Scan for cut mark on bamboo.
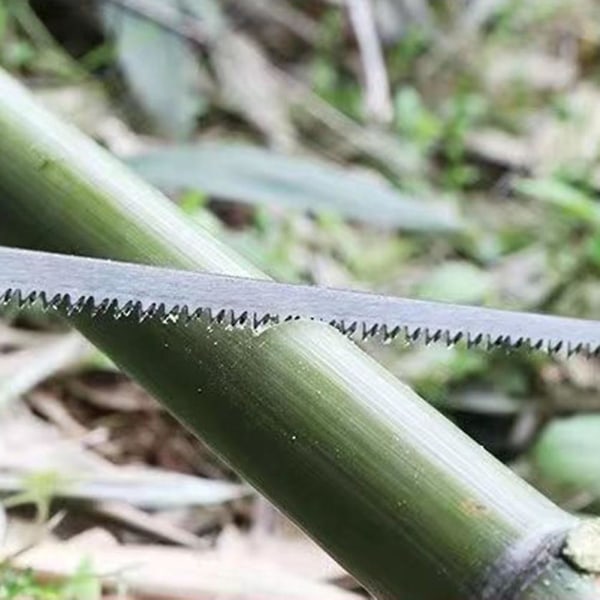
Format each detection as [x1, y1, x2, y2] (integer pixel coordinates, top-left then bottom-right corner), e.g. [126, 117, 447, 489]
[562, 519, 600, 574]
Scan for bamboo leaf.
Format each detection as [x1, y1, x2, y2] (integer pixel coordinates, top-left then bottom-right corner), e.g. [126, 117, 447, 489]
[102, 0, 223, 139]
[127, 142, 463, 231]
[211, 31, 296, 150]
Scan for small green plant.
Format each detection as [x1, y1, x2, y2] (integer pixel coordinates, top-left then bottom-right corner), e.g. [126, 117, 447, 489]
[3, 471, 69, 525]
[394, 86, 486, 189]
[0, 562, 100, 600]
[395, 86, 442, 152]
[0, 0, 80, 77]
[439, 92, 486, 189]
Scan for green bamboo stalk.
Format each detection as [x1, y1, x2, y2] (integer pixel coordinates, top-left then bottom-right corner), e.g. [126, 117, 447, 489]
[0, 67, 598, 599]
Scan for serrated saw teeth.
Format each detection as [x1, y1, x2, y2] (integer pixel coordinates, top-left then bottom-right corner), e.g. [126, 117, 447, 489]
[567, 341, 586, 357]
[547, 340, 563, 354]
[250, 313, 269, 329]
[0, 281, 596, 359]
[424, 329, 441, 345]
[232, 311, 249, 327]
[336, 320, 358, 336]
[361, 322, 380, 339]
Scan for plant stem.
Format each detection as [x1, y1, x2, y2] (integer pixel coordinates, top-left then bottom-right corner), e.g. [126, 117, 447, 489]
[0, 67, 598, 599]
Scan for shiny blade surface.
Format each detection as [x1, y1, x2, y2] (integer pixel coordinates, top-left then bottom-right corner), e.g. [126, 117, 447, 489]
[1, 246, 598, 356]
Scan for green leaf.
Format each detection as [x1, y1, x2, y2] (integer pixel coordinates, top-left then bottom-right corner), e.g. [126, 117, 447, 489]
[102, 0, 223, 139]
[395, 87, 442, 149]
[415, 261, 492, 303]
[126, 142, 463, 231]
[3, 470, 68, 523]
[516, 177, 600, 226]
[531, 415, 600, 510]
[0, 2, 7, 42]
[61, 560, 101, 600]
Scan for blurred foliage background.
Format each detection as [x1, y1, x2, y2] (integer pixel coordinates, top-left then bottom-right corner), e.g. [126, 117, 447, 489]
[1, 0, 600, 598]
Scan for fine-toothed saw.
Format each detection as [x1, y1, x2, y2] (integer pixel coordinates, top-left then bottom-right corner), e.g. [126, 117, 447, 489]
[1, 246, 598, 357]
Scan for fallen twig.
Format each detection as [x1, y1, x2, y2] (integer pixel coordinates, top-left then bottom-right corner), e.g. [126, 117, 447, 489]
[345, 0, 393, 123]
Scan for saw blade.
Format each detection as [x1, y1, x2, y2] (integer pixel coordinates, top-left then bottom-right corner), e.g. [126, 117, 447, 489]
[0, 246, 598, 356]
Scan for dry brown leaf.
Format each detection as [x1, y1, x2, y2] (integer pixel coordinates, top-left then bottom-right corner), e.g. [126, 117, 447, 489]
[0, 408, 247, 508]
[485, 50, 577, 93]
[28, 389, 94, 440]
[216, 524, 349, 583]
[0, 332, 93, 407]
[212, 31, 296, 151]
[93, 501, 208, 548]
[531, 84, 600, 176]
[468, 85, 600, 183]
[9, 537, 362, 600]
[466, 128, 532, 170]
[67, 378, 160, 412]
[0, 323, 55, 349]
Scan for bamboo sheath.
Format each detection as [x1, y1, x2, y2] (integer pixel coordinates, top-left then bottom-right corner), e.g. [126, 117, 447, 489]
[0, 68, 598, 599]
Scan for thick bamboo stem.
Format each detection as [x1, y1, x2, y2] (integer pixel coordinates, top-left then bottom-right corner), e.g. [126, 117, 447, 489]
[0, 68, 598, 599]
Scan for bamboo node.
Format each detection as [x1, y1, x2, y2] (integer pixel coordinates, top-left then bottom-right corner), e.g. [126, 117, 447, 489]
[476, 523, 572, 600]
